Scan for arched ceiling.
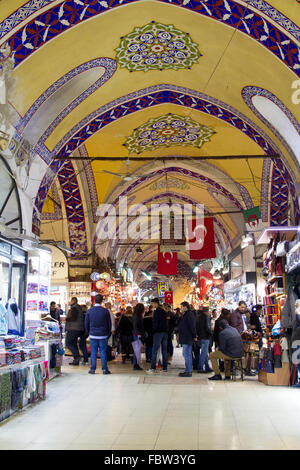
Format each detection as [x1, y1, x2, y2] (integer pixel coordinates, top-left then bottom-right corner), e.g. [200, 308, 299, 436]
[1, 0, 300, 279]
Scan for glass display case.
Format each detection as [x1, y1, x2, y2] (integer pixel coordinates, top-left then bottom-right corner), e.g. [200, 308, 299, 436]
[26, 248, 52, 320]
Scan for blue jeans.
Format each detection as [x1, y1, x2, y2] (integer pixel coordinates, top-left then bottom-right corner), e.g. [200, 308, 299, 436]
[197, 339, 210, 371]
[151, 332, 168, 370]
[182, 344, 193, 373]
[168, 333, 174, 357]
[90, 338, 108, 372]
[133, 335, 139, 366]
[146, 344, 153, 361]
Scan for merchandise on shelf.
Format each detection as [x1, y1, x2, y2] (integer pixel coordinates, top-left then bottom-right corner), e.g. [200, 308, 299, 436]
[26, 251, 52, 321]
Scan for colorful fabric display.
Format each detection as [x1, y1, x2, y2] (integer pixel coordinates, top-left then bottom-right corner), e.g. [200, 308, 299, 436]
[273, 342, 282, 368]
[0, 372, 12, 422]
[0, 301, 8, 335]
[6, 299, 22, 336]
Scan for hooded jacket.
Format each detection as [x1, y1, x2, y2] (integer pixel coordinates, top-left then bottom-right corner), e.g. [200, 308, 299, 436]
[66, 304, 84, 332]
[219, 325, 244, 358]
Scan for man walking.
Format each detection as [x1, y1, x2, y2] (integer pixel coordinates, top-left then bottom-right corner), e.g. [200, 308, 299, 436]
[147, 298, 168, 373]
[178, 302, 198, 377]
[195, 307, 213, 373]
[65, 297, 88, 365]
[85, 294, 112, 375]
[209, 319, 244, 380]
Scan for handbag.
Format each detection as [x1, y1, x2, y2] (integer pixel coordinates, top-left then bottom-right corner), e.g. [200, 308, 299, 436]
[131, 339, 142, 362]
[275, 240, 289, 257]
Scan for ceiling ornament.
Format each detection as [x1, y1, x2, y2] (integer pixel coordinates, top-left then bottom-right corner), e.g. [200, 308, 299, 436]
[124, 113, 215, 154]
[149, 177, 190, 191]
[115, 21, 201, 72]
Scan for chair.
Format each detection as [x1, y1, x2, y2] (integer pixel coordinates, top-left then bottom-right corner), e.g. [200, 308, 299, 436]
[231, 358, 244, 381]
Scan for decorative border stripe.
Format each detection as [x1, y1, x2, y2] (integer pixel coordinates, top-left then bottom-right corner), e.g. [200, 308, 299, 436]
[5, 0, 300, 77]
[17, 58, 117, 136]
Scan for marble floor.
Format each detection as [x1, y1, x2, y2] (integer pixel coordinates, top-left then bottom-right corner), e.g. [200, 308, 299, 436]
[1, 348, 300, 450]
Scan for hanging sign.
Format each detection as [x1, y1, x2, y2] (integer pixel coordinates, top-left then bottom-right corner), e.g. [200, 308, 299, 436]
[47, 245, 68, 282]
[164, 291, 173, 305]
[157, 281, 170, 297]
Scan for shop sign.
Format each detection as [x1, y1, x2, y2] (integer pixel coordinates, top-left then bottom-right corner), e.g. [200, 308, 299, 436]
[223, 278, 242, 293]
[48, 245, 68, 281]
[286, 242, 300, 273]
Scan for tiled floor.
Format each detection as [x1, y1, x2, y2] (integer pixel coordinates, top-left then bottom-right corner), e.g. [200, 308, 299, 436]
[1, 348, 300, 450]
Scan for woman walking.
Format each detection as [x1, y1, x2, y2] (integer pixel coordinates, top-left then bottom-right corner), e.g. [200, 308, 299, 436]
[132, 303, 146, 371]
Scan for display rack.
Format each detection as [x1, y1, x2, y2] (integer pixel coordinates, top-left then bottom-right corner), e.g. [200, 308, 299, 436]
[26, 249, 52, 321]
[0, 356, 47, 424]
[37, 338, 62, 381]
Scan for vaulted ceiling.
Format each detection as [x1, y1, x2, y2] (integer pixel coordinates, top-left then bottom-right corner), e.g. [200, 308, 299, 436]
[2, 0, 300, 280]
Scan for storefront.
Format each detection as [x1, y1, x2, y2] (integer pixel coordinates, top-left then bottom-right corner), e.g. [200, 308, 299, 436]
[25, 247, 52, 321]
[0, 237, 27, 335]
[68, 282, 92, 308]
[47, 245, 69, 314]
[223, 278, 256, 311]
[256, 227, 300, 387]
[223, 244, 257, 310]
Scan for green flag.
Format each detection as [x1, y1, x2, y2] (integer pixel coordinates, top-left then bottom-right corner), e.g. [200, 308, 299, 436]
[243, 206, 263, 232]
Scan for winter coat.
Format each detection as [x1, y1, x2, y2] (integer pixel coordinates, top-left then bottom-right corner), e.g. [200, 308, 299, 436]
[143, 316, 153, 345]
[132, 313, 145, 336]
[118, 315, 134, 337]
[178, 310, 197, 345]
[152, 307, 168, 334]
[196, 312, 212, 340]
[219, 325, 244, 358]
[66, 304, 84, 332]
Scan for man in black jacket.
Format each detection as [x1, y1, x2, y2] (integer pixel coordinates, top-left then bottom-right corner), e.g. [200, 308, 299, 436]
[195, 307, 213, 373]
[178, 302, 198, 377]
[209, 319, 244, 381]
[148, 298, 168, 373]
[65, 297, 88, 366]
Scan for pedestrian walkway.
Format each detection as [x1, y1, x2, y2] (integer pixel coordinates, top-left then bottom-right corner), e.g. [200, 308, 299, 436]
[0, 347, 300, 450]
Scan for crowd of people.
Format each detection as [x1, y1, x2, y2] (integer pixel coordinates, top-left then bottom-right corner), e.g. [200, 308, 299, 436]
[48, 297, 264, 379]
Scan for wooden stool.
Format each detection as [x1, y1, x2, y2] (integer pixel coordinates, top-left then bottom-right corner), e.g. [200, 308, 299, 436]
[231, 358, 244, 381]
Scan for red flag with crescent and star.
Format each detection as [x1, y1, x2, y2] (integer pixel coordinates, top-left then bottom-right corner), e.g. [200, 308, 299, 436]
[187, 217, 216, 260]
[164, 291, 173, 305]
[157, 245, 178, 275]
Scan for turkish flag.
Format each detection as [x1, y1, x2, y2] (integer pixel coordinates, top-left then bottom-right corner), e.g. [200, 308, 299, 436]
[197, 268, 214, 299]
[187, 217, 216, 260]
[157, 245, 177, 275]
[164, 291, 173, 305]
